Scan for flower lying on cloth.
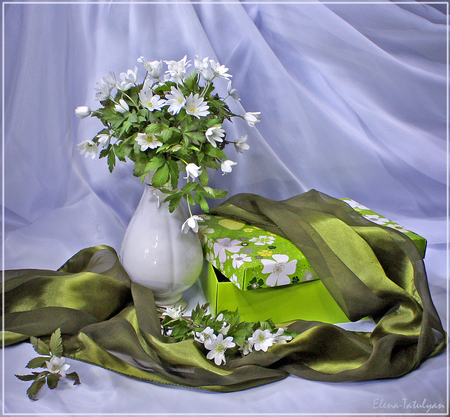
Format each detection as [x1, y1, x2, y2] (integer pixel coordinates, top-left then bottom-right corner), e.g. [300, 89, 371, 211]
[75, 55, 260, 228]
[160, 303, 295, 365]
[15, 329, 80, 400]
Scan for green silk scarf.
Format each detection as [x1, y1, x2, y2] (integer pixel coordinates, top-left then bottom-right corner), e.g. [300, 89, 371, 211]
[2, 190, 446, 391]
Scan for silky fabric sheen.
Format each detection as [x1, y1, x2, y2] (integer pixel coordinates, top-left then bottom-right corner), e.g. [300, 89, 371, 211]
[1, 191, 446, 391]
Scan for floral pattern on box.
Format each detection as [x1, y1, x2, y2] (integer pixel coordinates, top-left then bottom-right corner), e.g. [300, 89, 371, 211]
[198, 215, 318, 291]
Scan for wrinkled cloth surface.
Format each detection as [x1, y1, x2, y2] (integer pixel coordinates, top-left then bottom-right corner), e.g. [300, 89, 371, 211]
[2, 191, 445, 392]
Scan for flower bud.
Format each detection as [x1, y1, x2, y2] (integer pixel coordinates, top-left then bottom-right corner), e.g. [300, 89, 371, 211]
[75, 106, 91, 118]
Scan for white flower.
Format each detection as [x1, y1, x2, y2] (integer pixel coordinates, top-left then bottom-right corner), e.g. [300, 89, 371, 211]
[261, 254, 297, 287]
[165, 55, 190, 84]
[114, 98, 129, 114]
[75, 106, 91, 118]
[209, 59, 232, 79]
[138, 56, 163, 79]
[248, 329, 275, 352]
[205, 333, 235, 366]
[243, 112, 261, 127]
[273, 328, 293, 344]
[250, 235, 275, 246]
[45, 356, 70, 377]
[213, 238, 242, 263]
[221, 160, 237, 175]
[135, 132, 162, 151]
[139, 89, 166, 112]
[227, 81, 240, 100]
[194, 326, 215, 343]
[197, 58, 215, 82]
[94, 72, 116, 101]
[185, 93, 209, 118]
[205, 126, 225, 148]
[165, 86, 186, 115]
[162, 305, 184, 320]
[242, 340, 253, 355]
[77, 140, 98, 159]
[184, 163, 202, 180]
[181, 215, 204, 234]
[231, 253, 252, 268]
[96, 133, 111, 147]
[219, 322, 231, 336]
[117, 66, 139, 91]
[234, 135, 249, 153]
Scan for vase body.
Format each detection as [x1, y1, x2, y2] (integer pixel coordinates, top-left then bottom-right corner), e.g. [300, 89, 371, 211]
[119, 177, 203, 307]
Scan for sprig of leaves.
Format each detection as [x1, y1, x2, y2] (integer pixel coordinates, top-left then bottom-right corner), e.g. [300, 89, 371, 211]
[15, 328, 80, 401]
[160, 303, 297, 361]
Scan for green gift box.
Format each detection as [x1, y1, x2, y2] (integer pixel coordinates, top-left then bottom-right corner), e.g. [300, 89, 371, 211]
[198, 199, 427, 323]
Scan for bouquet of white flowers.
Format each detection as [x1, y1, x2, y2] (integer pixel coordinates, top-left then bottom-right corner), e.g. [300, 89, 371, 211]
[76, 55, 260, 225]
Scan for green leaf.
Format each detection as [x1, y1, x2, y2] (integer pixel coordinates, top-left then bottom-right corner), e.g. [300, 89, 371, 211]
[46, 373, 60, 390]
[26, 377, 46, 401]
[146, 123, 165, 134]
[184, 70, 199, 91]
[15, 373, 39, 382]
[205, 145, 227, 159]
[184, 131, 205, 145]
[194, 191, 210, 213]
[144, 155, 166, 173]
[66, 372, 81, 385]
[49, 328, 63, 357]
[26, 357, 49, 369]
[167, 159, 179, 190]
[202, 186, 228, 200]
[30, 336, 50, 356]
[198, 168, 209, 187]
[168, 195, 182, 213]
[151, 163, 170, 188]
[107, 149, 116, 173]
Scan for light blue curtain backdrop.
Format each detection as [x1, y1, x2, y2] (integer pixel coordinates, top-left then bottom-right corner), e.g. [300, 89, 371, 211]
[2, 1, 448, 414]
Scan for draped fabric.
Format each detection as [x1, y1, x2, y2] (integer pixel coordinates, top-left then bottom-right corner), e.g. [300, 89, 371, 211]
[3, 0, 447, 413]
[2, 191, 446, 391]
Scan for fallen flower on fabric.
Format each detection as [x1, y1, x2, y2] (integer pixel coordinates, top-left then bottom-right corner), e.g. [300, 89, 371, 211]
[248, 329, 275, 352]
[45, 356, 70, 377]
[205, 333, 236, 366]
[273, 328, 293, 344]
[194, 326, 215, 343]
[162, 305, 184, 320]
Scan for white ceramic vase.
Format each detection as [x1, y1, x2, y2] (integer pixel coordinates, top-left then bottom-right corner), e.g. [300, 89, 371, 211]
[119, 175, 204, 308]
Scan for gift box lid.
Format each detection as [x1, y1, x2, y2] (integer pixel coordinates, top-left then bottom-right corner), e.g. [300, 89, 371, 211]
[199, 199, 427, 292]
[198, 214, 318, 292]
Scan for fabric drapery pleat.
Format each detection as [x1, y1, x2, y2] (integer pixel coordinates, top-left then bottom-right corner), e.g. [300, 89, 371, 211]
[1, 191, 446, 391]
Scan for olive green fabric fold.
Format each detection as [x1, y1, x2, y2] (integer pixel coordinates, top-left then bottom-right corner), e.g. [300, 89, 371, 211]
[1, 191, 446, 391]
